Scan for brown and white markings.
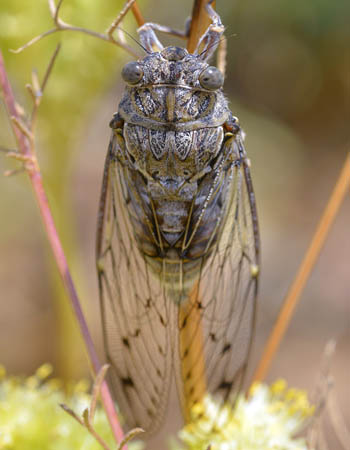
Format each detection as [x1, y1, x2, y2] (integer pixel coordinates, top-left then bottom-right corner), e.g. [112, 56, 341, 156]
[96, 1, 260, 434]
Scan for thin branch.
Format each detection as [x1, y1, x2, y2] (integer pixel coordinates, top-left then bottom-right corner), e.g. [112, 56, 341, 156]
[0, 60, 28, 156]
[0, 50, 127, 448]
[26, 83, 37, 103]
[6, 150, 35, 165]
[61, 404, 111, 450]
[41, 43, 61, 93]
[30, 43, 61, 126]
[4, 167, 26, 177]
[83, 409, 111, 450]
[0, 146, 18, 153]
[11, 116, 34, 144]
[117, 428, 145, 450]
[252, 153, 350, 382]
[107, 0, 137, 38]
[12, 0, 140, 58]
[60, 364, 131, 450]
[60, 403, 85, 426]
[31, 69, 41, 97]
[90, 364, 110, 422]
[12, 28, 66, 54]
[14, 101, 26, 118]
[51, 0, 64, 25]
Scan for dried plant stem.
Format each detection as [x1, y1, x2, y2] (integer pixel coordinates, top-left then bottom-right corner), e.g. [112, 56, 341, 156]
[179, 283, 207, 422]
[0, 50, 126, 447]
[253, 153, 350, 382]
[107, 0, 137, 37]
[107, 0, 145, 37]
[187, 0, 215, 53]
[131, 2, 145, 27]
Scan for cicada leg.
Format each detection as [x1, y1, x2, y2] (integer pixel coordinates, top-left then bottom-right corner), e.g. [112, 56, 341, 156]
[216, 34, 227, 76]
[192, 0, 224, 61]
[137, 0, 225, 59]
[137, 19, 191, 52]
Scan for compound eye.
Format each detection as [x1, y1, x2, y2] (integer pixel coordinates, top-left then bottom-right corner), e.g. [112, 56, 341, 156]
[121, 61, 143, 84]
[199, 66, 224, 90]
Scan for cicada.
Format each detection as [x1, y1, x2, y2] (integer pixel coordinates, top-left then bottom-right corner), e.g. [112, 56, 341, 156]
[96, 1, 260, 435]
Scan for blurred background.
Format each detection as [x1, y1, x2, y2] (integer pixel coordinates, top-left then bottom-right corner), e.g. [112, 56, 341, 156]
[0, 0, 349, 447]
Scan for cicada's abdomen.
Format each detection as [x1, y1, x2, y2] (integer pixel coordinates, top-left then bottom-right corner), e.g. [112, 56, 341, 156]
[118, 122, 234, 300]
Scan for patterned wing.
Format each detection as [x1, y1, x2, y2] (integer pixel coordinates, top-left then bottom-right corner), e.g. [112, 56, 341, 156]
[96, 134, 176, 433]
[175, 130, 260, 422]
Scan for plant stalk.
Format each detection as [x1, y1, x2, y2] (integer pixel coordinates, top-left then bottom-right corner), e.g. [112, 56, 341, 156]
[0, 50, 126, 448]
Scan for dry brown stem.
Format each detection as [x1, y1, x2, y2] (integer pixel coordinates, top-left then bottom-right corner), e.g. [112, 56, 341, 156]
[253, 153, 350, 383]
[187, 0, 216, 53]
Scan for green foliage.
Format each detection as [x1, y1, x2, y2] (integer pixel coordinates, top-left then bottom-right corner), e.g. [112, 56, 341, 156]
[0, 0, 137, 185]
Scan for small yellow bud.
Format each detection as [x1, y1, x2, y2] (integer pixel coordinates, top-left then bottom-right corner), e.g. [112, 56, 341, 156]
[26, 375, 39, 389]
[270, 378, 287, 395]
[36, 363, 53, 380]
[74, 378, 90, 393]
[191, 401, 204, 417]
[249, 381, 261, 396]
[47, 378, 63, 390]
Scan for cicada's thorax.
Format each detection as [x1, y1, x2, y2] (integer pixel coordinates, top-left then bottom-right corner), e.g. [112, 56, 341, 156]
[117, 48, 234, 293]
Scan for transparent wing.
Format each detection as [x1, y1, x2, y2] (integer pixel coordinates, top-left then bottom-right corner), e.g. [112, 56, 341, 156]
[175, 132, 260, 420]
[96, 135, 176, 433]
[96, 130, 259, 433]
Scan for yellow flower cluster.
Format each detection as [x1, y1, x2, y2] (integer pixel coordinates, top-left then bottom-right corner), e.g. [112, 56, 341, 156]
[178, 380, 314, 450]
[0, 365, 314, 450]
[0, 364, 142, 450]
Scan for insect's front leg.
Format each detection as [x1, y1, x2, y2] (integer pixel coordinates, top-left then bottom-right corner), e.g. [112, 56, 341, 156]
[137, 18, 191, 52]
[224, 114, 241, 136]
[109, 112, 130, 166]
[195, 0, 225, 61]
[208, 116, 243, 172]
[222, 114, 250, 165]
